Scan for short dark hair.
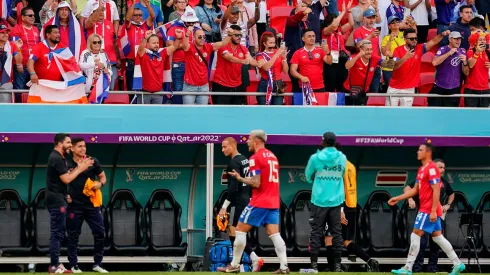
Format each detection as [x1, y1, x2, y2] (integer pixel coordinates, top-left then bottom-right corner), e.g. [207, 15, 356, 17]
[421, 142, 434, 152]
[433, 158, 444, 164]
[403, 28, 417, 38]
[469, 17, 485, 29]
[71, 137, 85, 146]
[459, 4, 472, 13]
[302, 28, 315, 37]
[229, 24, 242, 31]
[45, 25, 59, 36]
[21, 7, 34, 16]
[54, 133, 70, 146]
[147, 34, 159, 42]
[334, 142, 342, 151]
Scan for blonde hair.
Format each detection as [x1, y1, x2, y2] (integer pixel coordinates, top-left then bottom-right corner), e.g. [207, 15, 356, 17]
[86, 33, 104, 52]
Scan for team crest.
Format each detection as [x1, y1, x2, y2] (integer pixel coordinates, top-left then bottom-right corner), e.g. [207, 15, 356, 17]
[203, 52, 208, 58]
[314, 53, 320, 58]
[370, 67, 374, 72]
[107, 25, 111, 29]
[238, 52, 244, 58]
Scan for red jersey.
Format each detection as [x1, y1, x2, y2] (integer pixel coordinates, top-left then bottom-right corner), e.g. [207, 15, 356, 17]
[249, 148, 280, 209]
[257, 50, 285, 81]
[86, 20, 117, 63]
[321, 30, 347, 53]
[343, 54, 381, 91]
[10, 24, 41, 65]
[416, 161, 443, 217]
[290, 47, 326, 90]
[184, 43, 213, 86]
[167, 26, 191, 63]
[390, 44, 425, 89]
[139, 48, 168, 92]
[466, 49, 489, 91]
[126, 22, 150, 60]
[353, 26, 380, 59]
[213, 43, 248, 88]
[30, 42, 67, 81]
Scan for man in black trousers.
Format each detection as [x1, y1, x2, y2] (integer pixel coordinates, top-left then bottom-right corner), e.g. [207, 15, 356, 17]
[46, 133, 93, 274]
[66, 137, 109, 273]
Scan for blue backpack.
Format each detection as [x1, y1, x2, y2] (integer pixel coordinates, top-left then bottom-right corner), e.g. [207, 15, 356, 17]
[209, 240, 252, 272]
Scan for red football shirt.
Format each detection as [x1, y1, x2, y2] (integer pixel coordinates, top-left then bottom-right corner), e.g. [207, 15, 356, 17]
[139, 48, 168, 92]
[466, 49, 489, 91]
[10, 25, 41, 65]
[126, 22, 150, 60]
[390, 44, 425, 89]
[343, 54, 381, 91]
[249, 148, 280, 209]
[257, 50, 284, 81]
[86, 20, 117, 63]
[167, 26, 191, 63]
[184, 43, 213, 86]
[290, 47, 326, 90]
[30, 42, 67, 81]
[416, 161, 443, 217]
[213, 43, 248, 88]
[353, 26, 380, 59]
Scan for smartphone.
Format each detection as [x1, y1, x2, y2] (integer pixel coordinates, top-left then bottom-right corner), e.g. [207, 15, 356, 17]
[322, 38, 327, 45]
[280, 41, 286, 48]
[376, 27, 382, 32]
[217, 14, 222, 19]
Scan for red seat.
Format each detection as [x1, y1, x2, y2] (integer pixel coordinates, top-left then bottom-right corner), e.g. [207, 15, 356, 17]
[267, 0, 288, 10]
[247, 70, 259, 105]
[104, 93, 130, 104]
[270, 6, 294, 37]
[421, 52, 435, 73]
[188, 0, 199, 7]
[418, 73, 435, 94]
[21, 93, 28, 103]
[427, 28, 437, 41]
[412, 96, 428, 107]
[366, 97, 386, 106]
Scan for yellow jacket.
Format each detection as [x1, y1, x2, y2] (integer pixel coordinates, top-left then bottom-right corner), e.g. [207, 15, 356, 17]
[83, 178, 103, 208]
[344, 160, 357, 208]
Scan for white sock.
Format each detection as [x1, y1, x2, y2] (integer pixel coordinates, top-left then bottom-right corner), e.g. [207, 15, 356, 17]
[231, 231, 247, 267]
[432, 235, 462, 266]
[270, 233, 288, 270]
[250, 251, 259, 262]
[405, 233, 421, 271]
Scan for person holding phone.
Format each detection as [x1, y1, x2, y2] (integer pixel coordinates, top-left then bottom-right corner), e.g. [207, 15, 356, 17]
[464, 31, 490, 107]
[386, 28, 450, 107]
[195, 0, 224, 42]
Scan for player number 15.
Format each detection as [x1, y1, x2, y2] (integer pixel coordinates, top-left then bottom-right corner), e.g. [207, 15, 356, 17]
[268, 160, 279, 183]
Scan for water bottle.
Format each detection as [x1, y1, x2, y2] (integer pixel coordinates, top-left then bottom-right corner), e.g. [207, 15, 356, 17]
[299, 268, 317, 273]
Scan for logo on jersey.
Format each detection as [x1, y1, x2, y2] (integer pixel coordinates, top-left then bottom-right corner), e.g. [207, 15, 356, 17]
[203, 52, 208, 58]
[238, 52, 244, 58]
[249, 159, 255, 167]
[314, 53, 320, 59]
[221, 169, 228, 185]
[375, 171, 408, 187]
[429, 168, 436, 176]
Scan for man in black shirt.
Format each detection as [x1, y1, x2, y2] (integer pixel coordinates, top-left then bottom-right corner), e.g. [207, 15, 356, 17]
[66, 137, 108, 274]
[218, 137, 263, 272]
[403, 159, 455, 273]
[46, 134, 93, 274]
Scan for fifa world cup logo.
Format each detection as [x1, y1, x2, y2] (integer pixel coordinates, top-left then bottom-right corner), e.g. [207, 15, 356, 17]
[288, 169, 297, 183]
[126, 168, 135, 182]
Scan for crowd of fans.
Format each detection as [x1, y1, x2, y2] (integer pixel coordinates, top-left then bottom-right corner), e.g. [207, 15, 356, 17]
[0, 0, 489, 106]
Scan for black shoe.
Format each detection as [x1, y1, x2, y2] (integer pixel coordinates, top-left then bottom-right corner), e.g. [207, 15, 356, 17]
[311, 262, 319, 273]
[334, 263, 344, 272]
[367, 259, 379, 272]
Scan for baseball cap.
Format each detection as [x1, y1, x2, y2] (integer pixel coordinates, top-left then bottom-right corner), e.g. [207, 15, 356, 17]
[230, 5, 240, 14]
[363, 9, 376, 18]
[387, 15, 400, 24]
[449, 31, 462, 39]
[181, 6, 199, 22]
[0, 24, 9, 33]
[322, 132, 336, 146]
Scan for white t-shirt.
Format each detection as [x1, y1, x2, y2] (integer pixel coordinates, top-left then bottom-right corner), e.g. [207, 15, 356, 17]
[243, 1, 267, 23]
[81, 0, 120, 22]
[409, 0, 429, 26]
[375, 0, 390, 47]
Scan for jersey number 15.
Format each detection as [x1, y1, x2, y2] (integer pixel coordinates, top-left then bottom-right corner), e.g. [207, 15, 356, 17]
[268, 160, 279, 183]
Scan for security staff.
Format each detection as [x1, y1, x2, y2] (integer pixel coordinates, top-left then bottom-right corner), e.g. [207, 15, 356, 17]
[305, 132, 346, 272]
[66, 137, 108, 273]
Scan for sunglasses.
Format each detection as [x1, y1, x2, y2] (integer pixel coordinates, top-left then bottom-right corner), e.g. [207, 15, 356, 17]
[24, 14, 35, 17]
[196, 35, 205, 39]
[232, 34, 242, 37]
[307, 51, 313, 60]
[390, 20, 400, 24]
[133, 14, 143, 17]
[93, 41, 102, 45]
[407, 37, 418, 41]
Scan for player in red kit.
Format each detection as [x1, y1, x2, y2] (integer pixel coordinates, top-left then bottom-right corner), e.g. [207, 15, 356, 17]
[218, 130, 289, 274]
[388, 143, 465, 275]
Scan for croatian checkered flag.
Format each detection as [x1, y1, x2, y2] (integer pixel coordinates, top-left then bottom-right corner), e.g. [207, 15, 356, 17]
[302, 82, 317, 105]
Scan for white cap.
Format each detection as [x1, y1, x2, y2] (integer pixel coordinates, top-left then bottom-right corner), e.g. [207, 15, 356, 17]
[181, 6, 199, 22]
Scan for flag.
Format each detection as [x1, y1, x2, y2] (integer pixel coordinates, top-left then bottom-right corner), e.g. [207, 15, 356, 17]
[326, 92, 345, 105]
[88, 71, 110, 104]
[256, 52, 274, 105]
[154, 19, 177, 44]
[0, 0, 11, 20]
[375, 171, 408, 187]
[41, 1, 83, 62]
[0, 41, 13, 86]
[27, 45, 87, 103]
[302, 82, 317, 105]
[117, 24, 131, 58]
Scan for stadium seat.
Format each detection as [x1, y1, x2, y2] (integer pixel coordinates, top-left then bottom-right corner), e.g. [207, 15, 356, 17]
[249, 200, 292, 256]
[289, 190, 313, 256]
[476, 191, 490, 255]
[104, 93, 130, 104]
[270, 7, 294, 37]
[266, 0, 288, 10]
[427, 28, 437, 41]
[420, 52, 435, 74]
[247, 70, 259, 105]
[144, 189, 187, 256]
[30, 189, 67, 254]
[0, 189, 32, 255]
[188, 0, 199, 7]
[397, 201, 419, 253]
[362, 190, 404, 256]
[107, 189, 147, 255]
[21, 93, 28, 103]
[412, 96, 428, 107]
[444, 191, 479, 254]
[366, 97, 386, 106]
[77, 206, 112, 254]
[418, 73, 435, 94]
